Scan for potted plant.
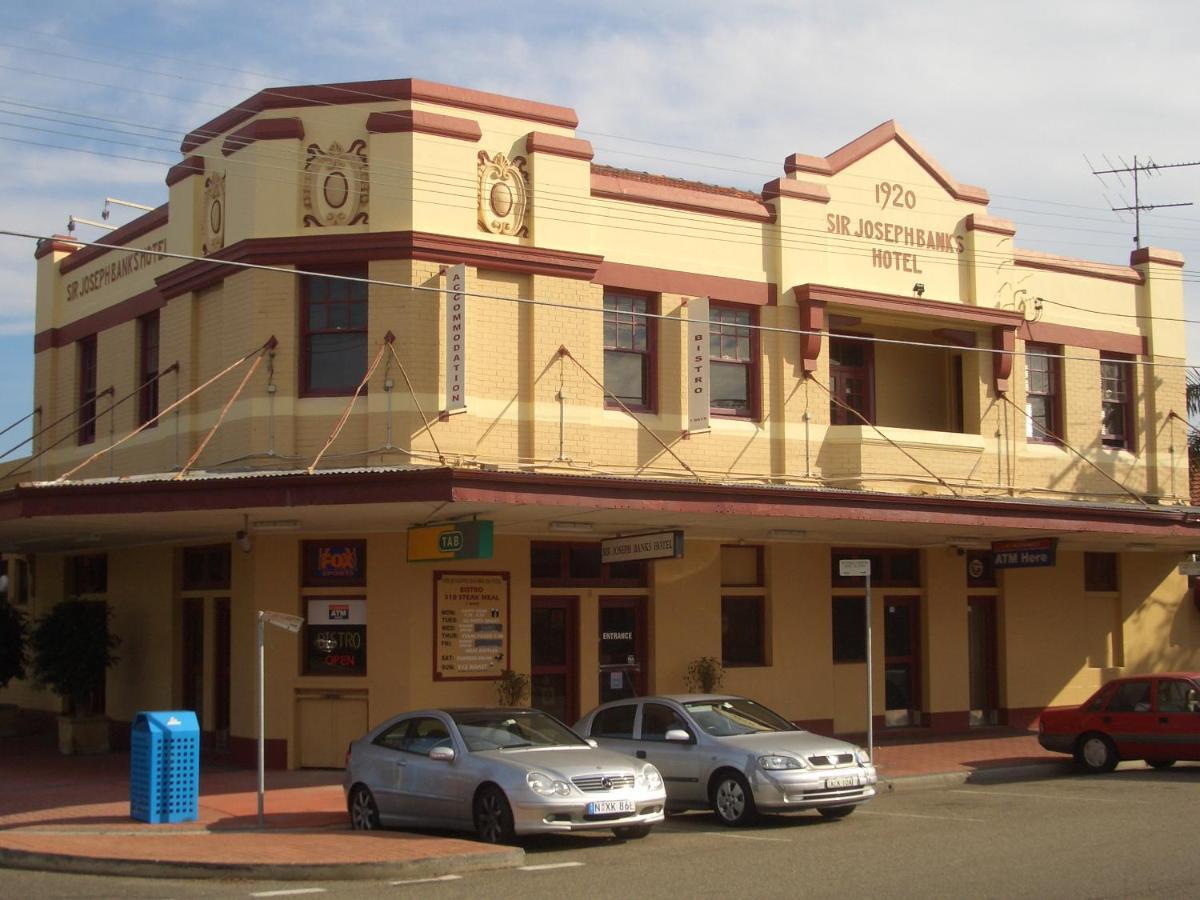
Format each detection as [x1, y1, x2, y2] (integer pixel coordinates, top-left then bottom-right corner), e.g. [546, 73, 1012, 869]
[0, 598, 30, 736]
[684, 656, 725, 693]
[495, 669, 531, 707]
[30, 599, 120, 754]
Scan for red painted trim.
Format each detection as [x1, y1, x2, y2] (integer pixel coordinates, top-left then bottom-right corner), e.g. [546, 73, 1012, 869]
[526, 131, 594, 161]
[965, 214, 1016, 237]
[1014, 249, 1142, 285]
[786, 120, 989, 205]
[182, 78, 578, 153]
[1018, 321, 1146, 357]
[222, 117, 305, 156]
[59, 206, 169, 275]
[156, 231, 604, 299]
[34, 287, 166, 352]
[926, 710, 970, 733]
[591, 170, 774, 223]
[432, 570, 511, 682]
[229, 735, 288, 770]
[166, 155, 205, 187]
[1130, 246, 1185, 268]
[795, 284, 1025, 329]
[798, 297, 825, 374]
[35, 235, 81, 260]
[993, 325, 1016, 393]
[365, 109, 481, 141]
[761, 178, 831, 204]
[593, 261, 773, 306]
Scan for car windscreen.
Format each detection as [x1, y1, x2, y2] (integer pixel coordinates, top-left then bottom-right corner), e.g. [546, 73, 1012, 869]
[451, 710, 588, 751]
[683, 698, 801, 736]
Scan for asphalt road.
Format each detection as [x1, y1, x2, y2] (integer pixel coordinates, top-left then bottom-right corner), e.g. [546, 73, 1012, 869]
[5, 767, 1199, 899]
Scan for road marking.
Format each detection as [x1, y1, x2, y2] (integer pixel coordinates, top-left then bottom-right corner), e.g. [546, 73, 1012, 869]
[949, 789, 1144, 804]
[249, 890, 328, 898]
[858, 810, 986, 823]
[518, 861, 586, 871]
[389, 875, 463, 885]
[701, 831, 791, 842]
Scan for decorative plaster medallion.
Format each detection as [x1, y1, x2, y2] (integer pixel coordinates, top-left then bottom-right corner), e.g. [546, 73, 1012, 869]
[477, 151, 528, 236]
[303, 140, 369, 227]
[202, 172, 225, 255]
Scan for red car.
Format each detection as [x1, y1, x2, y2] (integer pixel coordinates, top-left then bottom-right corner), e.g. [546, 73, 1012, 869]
[1038, 673, 1200, 773]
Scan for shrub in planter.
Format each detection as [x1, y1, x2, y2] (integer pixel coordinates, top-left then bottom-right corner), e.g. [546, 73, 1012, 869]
[31, 599, 120, 718]
[495, 669, 531, 707]
[684, 656, 725, 694]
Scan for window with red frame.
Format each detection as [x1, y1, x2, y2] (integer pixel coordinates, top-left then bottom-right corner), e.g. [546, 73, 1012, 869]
[829, 336, 875, 424]
[603, 290, 654, 410]
[77, 335, 98, 445]
[1024, 343, 1061, 442]
[710, 304, 756, 417]
[138, 311, 160, 427]
[1099, 353, 1134, 450]
[301, 268, 368, 395]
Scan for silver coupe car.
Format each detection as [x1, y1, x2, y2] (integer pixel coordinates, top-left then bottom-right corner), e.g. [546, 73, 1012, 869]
[343, 707, 666, 843]
[576, 695, 877, 826]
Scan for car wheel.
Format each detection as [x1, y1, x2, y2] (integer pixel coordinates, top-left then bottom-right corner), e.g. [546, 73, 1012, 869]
[817, 805, 856, 819]
[711, 771, 757, 827]
[1075, 733, 1119, 774]
[348, 785, 380, 831]
[474, 785, 516, 844]
[612, 823, 653, 839]
[1147, 759, 1177, 770]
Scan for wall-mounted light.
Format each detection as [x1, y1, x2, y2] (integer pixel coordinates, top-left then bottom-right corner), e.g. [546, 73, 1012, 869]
[549, 521, 593, 533]
[767, 529, 807, 540]
[250, 519, 301, 532]
[912, 283, 925, 297]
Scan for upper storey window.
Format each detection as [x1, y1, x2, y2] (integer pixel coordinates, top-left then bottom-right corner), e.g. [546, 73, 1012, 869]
[138, 311, 160, 427]
[603, 290, 655, 411]
[301, 268, 368, 396]
[710, 304, 756, 418]
[1024, 343, 1062, 442]
[829, 336, 875, 425]
[77, 334, 98, 446]
[1099, 353, 1134, 451]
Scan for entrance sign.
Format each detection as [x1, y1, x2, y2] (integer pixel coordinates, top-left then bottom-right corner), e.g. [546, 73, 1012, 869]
[992, 538, 1057, 570]
[601, 530, 684, 564]
[434, 572, 509, 680]
[408, 520, 494, 562]
[687, 296, 711, 434]
[445, 263, 467, 414]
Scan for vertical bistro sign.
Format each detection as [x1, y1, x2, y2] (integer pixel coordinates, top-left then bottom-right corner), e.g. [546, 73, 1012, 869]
[434, 572, 509, 680]
[445, 263, 467, 415]
[304, 597, 367, 676]
[687, 296, 711, 434]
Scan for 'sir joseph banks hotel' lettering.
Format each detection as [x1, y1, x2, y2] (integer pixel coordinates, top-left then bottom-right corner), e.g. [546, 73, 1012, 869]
[65, 239, 168, 301]
[826, 181, 964, 275]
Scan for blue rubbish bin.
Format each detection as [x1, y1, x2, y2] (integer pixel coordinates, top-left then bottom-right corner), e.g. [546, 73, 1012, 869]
[130, 710, 200, 824]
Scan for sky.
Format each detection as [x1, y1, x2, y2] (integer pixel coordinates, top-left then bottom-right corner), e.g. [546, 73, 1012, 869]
[1, 0, 1199, 453]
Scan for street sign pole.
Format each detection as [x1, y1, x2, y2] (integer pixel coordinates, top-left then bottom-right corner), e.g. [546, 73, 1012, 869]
[865, 569, 873, 763]
[255, 611, 304, 829]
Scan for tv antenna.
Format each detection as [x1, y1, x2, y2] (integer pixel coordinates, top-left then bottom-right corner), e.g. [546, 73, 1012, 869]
[1090, 155, 1197, 248]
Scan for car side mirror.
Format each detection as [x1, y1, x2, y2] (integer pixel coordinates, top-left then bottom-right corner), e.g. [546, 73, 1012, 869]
[665, 728, 693, 743]
[586, 738, 598, 748]
[429, 745, 456, 763]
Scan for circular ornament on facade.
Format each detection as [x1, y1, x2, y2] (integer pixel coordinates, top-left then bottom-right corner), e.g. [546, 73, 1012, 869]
[490, 181, 514, 217]
[324, 171, 349, 209]
[967, 558, 985, 579]
[209, 199, 222, 235]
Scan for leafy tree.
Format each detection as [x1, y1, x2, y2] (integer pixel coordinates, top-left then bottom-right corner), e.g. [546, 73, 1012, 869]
[30, 600, 120, 716]
[0, 600, 29, 689]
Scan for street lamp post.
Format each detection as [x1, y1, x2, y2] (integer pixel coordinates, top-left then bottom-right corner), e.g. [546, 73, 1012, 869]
[256, 610, 304, 829]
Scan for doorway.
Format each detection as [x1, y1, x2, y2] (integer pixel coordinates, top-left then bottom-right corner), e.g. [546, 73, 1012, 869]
[531, 597, 578, 724]
[599, 596, 647, 704]
[884, 596, 921, 727]
[214, 598, 231, 751]
[968, 596, 999, 726]
[181, 598, 204, 723]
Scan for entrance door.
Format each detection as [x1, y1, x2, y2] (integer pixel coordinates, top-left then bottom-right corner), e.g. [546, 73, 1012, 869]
[214, 598, 231, 751]
[599, 596, 647, 704]
[531, 597, 578, 724]
[182, 598, 204, 724]
[967, 596, 999, 726]
[884, 596, 921, 727]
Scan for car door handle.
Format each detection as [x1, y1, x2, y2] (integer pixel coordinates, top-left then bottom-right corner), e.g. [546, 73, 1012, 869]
[636, 750, 646, 759]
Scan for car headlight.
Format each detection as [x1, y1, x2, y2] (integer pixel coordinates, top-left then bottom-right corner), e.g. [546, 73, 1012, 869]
[526, 772, 571, 796]
[638, 764, 663, 790]
[758, 754, 805, 770]
[855, 748, 872, 765]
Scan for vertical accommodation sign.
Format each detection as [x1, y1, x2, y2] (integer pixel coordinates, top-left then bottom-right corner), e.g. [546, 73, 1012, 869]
[445, 264, 467, 414]
[687, 296, 711, 433]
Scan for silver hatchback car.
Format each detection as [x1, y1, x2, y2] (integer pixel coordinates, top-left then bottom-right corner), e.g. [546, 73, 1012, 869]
[576, 695, 877, 826]
[344, 707, 666, 843]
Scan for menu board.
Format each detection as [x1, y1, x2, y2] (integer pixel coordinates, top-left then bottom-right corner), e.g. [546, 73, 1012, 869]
[434, 572, 509, 680]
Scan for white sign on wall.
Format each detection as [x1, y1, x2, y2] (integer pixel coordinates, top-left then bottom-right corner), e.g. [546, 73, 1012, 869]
[306, 597, 367, 625]
[687, 296, 711, 434]
[445, 264, 467, 414]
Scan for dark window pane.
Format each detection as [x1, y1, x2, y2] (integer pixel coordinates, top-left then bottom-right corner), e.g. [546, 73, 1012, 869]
[884, 602, 913, 657]
[832, 596, 866, 662]
[722, 596, 765, 666]
[711, 361, 749, 413]
[567, 545, 602, 581]
[591, 703, 636, 739]
[531, 606, 568, 667]
[308, 333, 367, 392]
[530, 546, 562, 581]
[604, 351, 646, 406]
[641, 703, 688, 741]
[1084, 552, 1118, 592]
